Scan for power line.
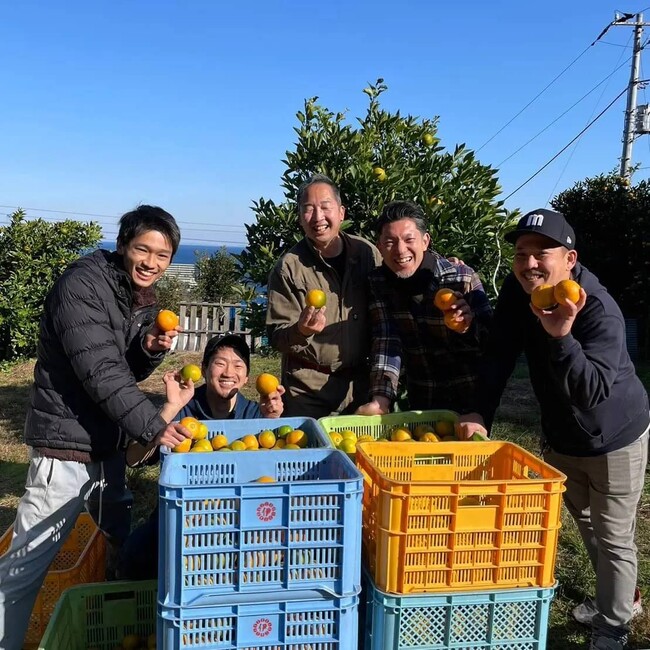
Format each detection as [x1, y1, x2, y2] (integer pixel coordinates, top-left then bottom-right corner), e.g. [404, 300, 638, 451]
[476, 45, 593, 153]
[0, 204, 247, 231]
[476, 15, 638, 154]
[545, 31, 634, 204]
[504, 86, 628, 202]
[497, 57, 632, 168]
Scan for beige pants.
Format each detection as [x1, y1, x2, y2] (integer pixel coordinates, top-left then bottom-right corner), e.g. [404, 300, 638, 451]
[544, 427, 649, 636]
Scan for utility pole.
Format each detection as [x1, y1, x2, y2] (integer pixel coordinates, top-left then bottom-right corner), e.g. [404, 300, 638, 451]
[619, 13, 644, 179]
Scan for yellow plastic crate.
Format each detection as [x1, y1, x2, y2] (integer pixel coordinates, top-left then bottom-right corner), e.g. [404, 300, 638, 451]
[319, 410, 458, 440]
[355, 440, 566, 595]
[0, 512, 106, 649]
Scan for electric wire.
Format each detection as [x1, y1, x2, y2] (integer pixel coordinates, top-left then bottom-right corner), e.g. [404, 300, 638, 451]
[476, 44, 593, 153]
[504, 87, 628, 202]
[545, 31, 634, 204]
[497, 57, 633, 168]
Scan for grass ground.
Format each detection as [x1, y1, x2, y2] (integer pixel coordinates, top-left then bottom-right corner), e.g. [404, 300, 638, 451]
[0, 354, 648, 648]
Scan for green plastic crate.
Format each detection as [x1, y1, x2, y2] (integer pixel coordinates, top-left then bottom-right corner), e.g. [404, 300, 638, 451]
[38, 580, 156, 650]
[319, 409, 458, 440]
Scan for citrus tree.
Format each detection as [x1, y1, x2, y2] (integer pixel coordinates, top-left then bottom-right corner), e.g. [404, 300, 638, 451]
[194, 246, 242, 302]
[238, 80, 517, 335]
[551, 171, 649, 350]
[0, 210, 101, 360]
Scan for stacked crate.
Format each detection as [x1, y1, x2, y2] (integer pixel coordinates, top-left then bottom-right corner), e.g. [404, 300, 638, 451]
[157, 416, 364, 650]
[0, 512, 106, 649]
[320, 412, 566, 650]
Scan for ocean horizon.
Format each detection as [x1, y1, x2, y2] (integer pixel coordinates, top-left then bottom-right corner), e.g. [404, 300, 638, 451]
[99, 241, 245, 265]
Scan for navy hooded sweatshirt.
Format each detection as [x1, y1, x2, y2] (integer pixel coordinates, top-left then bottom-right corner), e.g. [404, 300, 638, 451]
[475, 263, 649, 456]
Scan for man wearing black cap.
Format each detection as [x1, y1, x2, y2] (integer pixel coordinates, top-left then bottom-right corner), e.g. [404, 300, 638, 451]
[459, 209, 649, 650]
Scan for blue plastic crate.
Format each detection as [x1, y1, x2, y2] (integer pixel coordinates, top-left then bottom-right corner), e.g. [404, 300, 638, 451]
[363, 570, 555, 650]
[158, 449, 363, 607]
[158, 592, 359, 650]
[161, 416, 334, 456]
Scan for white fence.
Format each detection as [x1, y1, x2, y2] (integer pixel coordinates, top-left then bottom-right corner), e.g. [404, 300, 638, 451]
[175, 301, 261, 353]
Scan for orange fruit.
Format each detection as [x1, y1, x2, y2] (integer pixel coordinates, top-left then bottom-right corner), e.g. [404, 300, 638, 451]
[340, 429, 357, 441]
[255, 476, 276, 483]
[422, 133, 435, 146]
[372, 166, 387, 182]
[195, 422, 209, 440]
[390, 427, 412, 442]
[258, 430, 276, 449]
[190, 439, 213, 453]
[284, 443, 301, 450]
[530, 284, 556, 310]
[434, 288, 456, 311]
[211, 434, 229, 450]
[434, 420, 455, 437]
[241, 434, 260, 450]
[306, 289, 327, 309]
[443, 311, 467, 332]
[155, 309, 179, 332]
[339, 438, 357, 454]
[256, 373, 280, 396]
[286, 429, 308, 448]
[357, 435, 374, 443]
[413, 423, 435, 439]
[420, 432, 440, 442]
[180, 364, 202, 383]
[276, 424, 293, 438]
[273, 439, 287, 449]
[179, 417, 202, 440]
[329, 431, 343, 447]
[172, 437, 192, 453]
[554, 279, 581, 305]
[230, 440, 247, 451]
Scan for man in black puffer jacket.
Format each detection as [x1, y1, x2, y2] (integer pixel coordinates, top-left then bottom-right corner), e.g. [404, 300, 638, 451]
[459, 209, 649, 650]
[0, 205, 195, 650]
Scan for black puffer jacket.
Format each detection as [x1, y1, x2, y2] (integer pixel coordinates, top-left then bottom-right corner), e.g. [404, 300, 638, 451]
[25, 250, 168, 460]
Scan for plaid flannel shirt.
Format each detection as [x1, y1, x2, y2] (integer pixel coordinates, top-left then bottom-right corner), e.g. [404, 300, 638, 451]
[368, 250, 493, 413]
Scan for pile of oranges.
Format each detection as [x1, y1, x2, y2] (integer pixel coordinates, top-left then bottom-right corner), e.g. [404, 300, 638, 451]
[328, 419, 479, 458]
[172, 418, 309, 453]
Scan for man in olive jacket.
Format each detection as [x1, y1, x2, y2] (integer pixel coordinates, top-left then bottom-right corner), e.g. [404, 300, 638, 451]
[0, 205, 194, 650]
[266, 174, 382, 417]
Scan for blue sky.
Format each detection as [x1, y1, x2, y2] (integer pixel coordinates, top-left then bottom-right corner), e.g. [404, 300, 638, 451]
[1, 0, 649, 245]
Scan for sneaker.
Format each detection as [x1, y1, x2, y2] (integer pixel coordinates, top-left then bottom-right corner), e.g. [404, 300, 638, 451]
[573, 588, 643, 626]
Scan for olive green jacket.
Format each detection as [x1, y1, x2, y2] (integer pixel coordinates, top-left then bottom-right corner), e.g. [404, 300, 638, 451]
[266, 232, 382, 416]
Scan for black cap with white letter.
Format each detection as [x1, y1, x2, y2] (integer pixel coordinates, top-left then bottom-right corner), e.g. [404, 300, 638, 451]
[505, 208, 576, 250]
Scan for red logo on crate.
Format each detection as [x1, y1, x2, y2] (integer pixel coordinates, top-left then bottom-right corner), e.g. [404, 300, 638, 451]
[253, 617, 273, 637]
[256, 501, 276, 522]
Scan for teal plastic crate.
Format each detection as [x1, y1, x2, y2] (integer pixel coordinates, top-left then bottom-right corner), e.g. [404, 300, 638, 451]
[363, 570, 555, 650]
[158, 592, 359, 650]
[38, 580, 156, 650]
[159, 448, 363, 607]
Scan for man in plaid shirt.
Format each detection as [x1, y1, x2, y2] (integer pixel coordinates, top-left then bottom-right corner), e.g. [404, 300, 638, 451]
[356, 200, 493, 415]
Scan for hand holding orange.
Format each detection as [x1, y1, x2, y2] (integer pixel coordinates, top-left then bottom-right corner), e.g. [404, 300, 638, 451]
[180, 364, 202, 383]
[155, 309, 179, 332]
[531, 284, 556, 310]
[306, 289, 327, 309]
[554, 279, 581, 304]
[256, 373, 280, 396]
[434, 288, 456, 311]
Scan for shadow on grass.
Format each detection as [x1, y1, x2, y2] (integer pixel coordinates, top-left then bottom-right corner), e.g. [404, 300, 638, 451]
[0, 384, 31, 442]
